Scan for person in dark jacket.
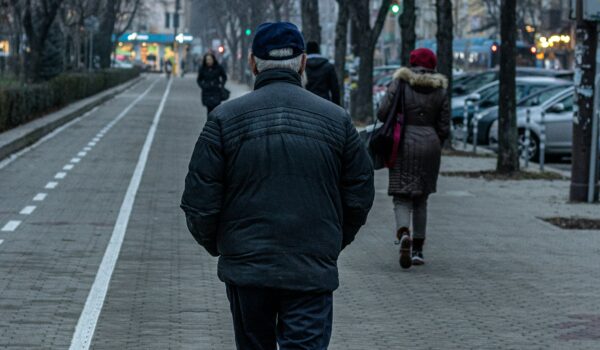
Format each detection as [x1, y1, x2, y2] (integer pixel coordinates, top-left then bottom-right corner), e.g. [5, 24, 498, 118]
[196, 52, 227, 114]
[376, 48, 450, 269]
[305, 41, 341, 105]
[181, 22, 374, 350]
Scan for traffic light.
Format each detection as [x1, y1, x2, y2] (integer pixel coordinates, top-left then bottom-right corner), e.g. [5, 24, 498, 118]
[218, 45, 225, 54]
[245, 28, 252, 36]
[490, 42, 500, 67]
[390, 1, 401, 15]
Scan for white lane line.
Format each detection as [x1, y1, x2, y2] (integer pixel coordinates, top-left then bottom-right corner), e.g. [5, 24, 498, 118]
[83, 147, 92, 151]
[77, 151, 87, 157]
[19, 206, 36, 215]
[55, 172, 67, 179]
[71, 157, 81, 163]
[0, 239, 4, 246]
[92, 137, 101, 142]
[0, 80, 144, 171]
[1, 220, 21, 232]
[33, 193, 47, 201]
[88, 142, 96, 146]
[45, 181, 58, 189]
[63, 164, 75, 171]
[69, 78, 172, 350]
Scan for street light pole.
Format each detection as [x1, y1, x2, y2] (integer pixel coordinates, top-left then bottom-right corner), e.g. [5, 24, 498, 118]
[571, 0, 599, 202]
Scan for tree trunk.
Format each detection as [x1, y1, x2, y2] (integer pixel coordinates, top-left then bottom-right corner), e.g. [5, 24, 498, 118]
[570, 14, 599, 201]
[347, 0, 392, 121]
[334, 0, 348, 104]
[436, 0, 453, 149]
[271, 0, 282, 21]
[97, 0, 117, 69]
[301, 0, 321, 44]
[350, 19, 361, 57]
[355, 41, 376, 121]
[399, 0, 416, 66]
[496, 0, 519, 174]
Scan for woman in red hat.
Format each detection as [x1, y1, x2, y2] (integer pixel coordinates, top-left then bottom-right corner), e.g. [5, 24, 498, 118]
[376, 48, 450, 269]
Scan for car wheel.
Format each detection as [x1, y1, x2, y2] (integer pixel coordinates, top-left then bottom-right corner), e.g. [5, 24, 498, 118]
[518, 130, 540, 162]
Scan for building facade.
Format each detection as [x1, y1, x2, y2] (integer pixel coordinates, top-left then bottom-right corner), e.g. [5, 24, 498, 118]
[115, 0, 194, 72]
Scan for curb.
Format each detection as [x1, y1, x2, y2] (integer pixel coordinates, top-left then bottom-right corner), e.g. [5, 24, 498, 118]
[0, 76, 145, 161]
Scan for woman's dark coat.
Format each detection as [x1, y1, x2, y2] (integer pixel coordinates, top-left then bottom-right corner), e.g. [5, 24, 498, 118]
[196, 64, 227, 109]
[377, 67, 450, 196]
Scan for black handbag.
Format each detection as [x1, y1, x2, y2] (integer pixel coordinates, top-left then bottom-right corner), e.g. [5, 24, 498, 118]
[368, 81, 405, 169]
[360, 123, 385, 170]
[221, 87, 231, 101]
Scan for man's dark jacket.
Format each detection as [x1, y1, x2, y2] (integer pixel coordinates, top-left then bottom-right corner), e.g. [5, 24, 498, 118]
[181, 68, 374, 293]
[305, 55, 341, 105]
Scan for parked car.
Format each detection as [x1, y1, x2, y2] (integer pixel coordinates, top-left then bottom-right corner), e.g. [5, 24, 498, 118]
[452, 67, 573, 98]
[473, 84, 572, 145]
[451, 76, 571, 141]
[112, 60, 134, 69]
[488, 87, 575, 160]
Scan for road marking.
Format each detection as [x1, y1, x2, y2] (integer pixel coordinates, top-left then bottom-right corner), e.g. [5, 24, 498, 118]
[70, 78, 172, 350]
[77, 151, 87, 157]
[83, 147, 92, 151]
[19, 206, 36, 215]
[63, 164, 75, 171]
[55, 172, 67, 179]
[92, 137, 100, 142]
[444, 191, 474, 197]
[71, 158, 81, 163]
[1, 220, 21, 232]
[88, 142, 96, 146]
[45, 181, 58, 189]
[33, 193, 47, 201]
[0, 81, 143, 171]
[0, 239, 4, 246]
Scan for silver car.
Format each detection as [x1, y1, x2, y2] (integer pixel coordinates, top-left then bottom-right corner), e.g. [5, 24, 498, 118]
[489, 87, 575, 160]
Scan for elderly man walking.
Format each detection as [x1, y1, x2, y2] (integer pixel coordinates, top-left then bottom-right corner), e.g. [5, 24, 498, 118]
[181, 22, 374, 350]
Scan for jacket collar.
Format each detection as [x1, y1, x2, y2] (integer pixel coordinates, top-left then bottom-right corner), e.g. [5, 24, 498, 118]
[254, 68, 302, 90]
[393, 67, 448, 89]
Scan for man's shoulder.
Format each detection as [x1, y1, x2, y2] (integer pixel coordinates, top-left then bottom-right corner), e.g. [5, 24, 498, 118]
[211, 84, 349, 128]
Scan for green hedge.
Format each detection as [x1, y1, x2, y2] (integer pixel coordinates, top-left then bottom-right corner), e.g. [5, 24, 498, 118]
[0, 68, 140, 132]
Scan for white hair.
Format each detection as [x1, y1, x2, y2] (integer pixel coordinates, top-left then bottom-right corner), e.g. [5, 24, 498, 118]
[254, 48, 304, 73]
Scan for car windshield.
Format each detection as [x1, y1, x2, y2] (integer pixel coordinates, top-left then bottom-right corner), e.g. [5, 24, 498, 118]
[375, 75, 393, 86]
[518, 86, 570, 107]
[454, 72, 497, 96]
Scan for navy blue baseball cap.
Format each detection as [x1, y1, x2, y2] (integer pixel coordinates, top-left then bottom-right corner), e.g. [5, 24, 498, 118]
[251, 22, 305, 60]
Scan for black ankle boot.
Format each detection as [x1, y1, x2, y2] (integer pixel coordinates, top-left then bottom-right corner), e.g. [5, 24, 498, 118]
[412, 238, 425, 266]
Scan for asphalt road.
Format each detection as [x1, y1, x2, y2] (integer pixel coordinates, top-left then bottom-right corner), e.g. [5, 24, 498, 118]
[0, 75, 598, 349]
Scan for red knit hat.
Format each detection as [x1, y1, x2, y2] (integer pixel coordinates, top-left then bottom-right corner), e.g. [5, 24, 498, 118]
[409, 48, 437, 70]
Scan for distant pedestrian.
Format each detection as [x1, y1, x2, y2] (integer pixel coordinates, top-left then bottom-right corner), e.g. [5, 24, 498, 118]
[196, 52, 227, 114]
[304, 41, 341, 105]
[180, 59, 186, 78]
[376, 48, 450, 268]
[181, 22, 374, 349]
[164, 59, 173, 79]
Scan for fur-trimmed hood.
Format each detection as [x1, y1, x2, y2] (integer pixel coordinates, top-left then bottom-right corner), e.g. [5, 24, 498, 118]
[393, 67, 448, 89]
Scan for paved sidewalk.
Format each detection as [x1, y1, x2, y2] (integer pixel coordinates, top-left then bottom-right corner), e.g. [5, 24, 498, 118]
[0, 76, 598, 349]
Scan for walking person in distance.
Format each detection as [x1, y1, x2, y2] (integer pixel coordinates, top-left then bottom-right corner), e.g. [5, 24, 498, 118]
[181, 22, 374, 349]
[196, 52, 227, 114]
[304, 41, 341, 105]
[376, 48, 450, 269]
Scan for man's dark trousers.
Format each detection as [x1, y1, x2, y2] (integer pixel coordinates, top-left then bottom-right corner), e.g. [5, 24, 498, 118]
[226, 284, 333, 350]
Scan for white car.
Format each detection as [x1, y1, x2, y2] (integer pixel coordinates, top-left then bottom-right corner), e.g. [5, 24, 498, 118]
[489, 87, 576, 160]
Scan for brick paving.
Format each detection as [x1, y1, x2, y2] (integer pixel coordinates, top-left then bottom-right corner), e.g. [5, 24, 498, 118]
[0, 75, 599, 349]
